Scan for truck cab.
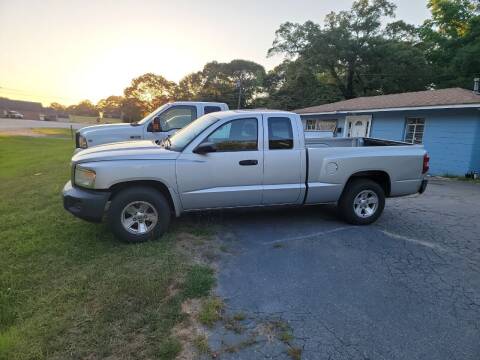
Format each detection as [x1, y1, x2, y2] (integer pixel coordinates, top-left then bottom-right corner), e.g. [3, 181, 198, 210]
[75, 101, 228, 149]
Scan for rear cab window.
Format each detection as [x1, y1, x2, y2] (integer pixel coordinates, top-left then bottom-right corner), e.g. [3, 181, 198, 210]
[268, 117, 294, 150]
[204, 106, 222, 115]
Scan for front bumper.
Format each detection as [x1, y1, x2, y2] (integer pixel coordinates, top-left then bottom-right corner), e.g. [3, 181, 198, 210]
[62, 181, 110, 223]
[418, 179, 428, 194]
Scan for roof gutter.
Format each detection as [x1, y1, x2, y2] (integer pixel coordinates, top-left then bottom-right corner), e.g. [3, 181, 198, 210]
[296, 103, 480, 116]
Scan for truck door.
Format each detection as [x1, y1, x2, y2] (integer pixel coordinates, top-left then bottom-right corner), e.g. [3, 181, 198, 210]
[144, 105, 198, 142]
[262, 116, 303, 204]
[176, 116, 264, 209]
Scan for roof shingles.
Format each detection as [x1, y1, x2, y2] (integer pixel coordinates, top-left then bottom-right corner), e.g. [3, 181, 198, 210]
[295, 88, 480, 114]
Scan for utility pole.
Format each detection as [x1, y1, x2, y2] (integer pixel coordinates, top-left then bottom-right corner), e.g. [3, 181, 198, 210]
[236, 79, 242, 109]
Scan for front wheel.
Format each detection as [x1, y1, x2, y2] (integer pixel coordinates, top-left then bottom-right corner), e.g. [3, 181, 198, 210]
[338, 179, 385, 225]
[107, 187, 171, 242]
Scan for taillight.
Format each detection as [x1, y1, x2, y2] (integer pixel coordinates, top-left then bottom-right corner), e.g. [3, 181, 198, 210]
[422, 153, 430, 174]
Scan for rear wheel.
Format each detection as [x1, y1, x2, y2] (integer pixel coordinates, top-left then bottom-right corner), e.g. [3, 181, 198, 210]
[338, 179, 385, 225]
[107, 187, 171, 242]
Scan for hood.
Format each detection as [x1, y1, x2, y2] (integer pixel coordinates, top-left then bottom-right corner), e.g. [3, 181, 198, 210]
[72, 140, 180, 163]
[77, 122, 145, 148]
[78, 123, 134, 136]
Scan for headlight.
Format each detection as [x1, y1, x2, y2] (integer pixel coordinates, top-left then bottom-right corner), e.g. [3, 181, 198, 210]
[75, 166, 96, 188]
[78, 135, 88, 149]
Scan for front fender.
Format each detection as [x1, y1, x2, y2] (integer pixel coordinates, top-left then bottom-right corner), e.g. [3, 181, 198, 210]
[79, 160, 182, 216]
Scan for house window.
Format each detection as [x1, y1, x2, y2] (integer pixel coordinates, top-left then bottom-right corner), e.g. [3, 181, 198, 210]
[404, 118, 425, 144]
[305, 119, 336, 131]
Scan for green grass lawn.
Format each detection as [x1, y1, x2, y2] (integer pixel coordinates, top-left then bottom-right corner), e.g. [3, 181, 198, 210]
[31, 128, 74, 138]
[0, 134, 214, 359]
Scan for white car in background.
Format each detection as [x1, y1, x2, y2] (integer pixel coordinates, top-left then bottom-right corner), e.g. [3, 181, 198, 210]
[5, 110, 24, 119]
[75, 101, 228, 149]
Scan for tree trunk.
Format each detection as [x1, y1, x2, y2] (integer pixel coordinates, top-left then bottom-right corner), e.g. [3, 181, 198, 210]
[344, 65, 355, 99]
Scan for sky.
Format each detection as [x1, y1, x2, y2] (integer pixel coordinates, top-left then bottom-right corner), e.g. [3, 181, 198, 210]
[0, 0, 431, 106]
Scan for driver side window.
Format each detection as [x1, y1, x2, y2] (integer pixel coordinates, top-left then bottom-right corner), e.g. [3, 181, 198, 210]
[151, 106, 197, 132]
[203, 118, 258, 152]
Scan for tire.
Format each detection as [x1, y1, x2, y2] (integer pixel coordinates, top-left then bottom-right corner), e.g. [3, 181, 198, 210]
[338, 178, 385, 225]
[107, 187, 171, 243]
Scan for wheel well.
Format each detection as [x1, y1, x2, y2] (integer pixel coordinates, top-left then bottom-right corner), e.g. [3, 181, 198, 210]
[108, 180, 176, 213]
[345, 171, 391, 196]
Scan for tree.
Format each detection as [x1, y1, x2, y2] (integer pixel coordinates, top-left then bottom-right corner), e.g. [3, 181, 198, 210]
[420, 0, 480, 88]
[96, 95, 123, 118]
[48, 102, 66, 112]
[268, 0, 432, 103]
[261, 59, 342, 110]
[224, 59, 266, 108]
[124, 73, 176, 116]
[360, 40, 432, 95]
[196, 61, 236, 104]
[175, 72, 205, 100]
[67, 100, 97, 116]
[425, 0, 479, 37]
[177, 60, 266, 108]
[120, 97, 143, 122]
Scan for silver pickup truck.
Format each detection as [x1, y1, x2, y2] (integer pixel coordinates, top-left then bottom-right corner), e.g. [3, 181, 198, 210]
[63, 110, 429, 242]
[75, 101, 228, 149]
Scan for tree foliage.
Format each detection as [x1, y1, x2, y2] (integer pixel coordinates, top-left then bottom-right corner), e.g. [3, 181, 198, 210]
[420, 0, 480, 88]
[119, 97, 143, 122]
[49, 0, 479, 118]
[96, 95, 123, 117]
[261, 59, 342, 110]
[178, 59, 266, 109]
[123, 73, 177, 115]
[268, 0, 432, 102]
[66, 100, 97, 116]
[48, 102, 66, 112]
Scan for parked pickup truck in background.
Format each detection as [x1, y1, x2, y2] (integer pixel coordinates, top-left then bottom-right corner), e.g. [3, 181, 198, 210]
[4, 110, 24, 119]
[63, 110, 429, 242]
[75, 101, 228, 149]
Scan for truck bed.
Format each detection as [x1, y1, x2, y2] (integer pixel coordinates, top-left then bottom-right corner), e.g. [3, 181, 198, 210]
[305, 137, 410, 148]
[303, 137, 425, 205]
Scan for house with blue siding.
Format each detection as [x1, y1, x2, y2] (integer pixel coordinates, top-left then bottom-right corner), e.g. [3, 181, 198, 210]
[295, 87, 480, 176]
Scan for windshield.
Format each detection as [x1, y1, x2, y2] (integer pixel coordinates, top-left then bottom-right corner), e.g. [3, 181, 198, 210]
[164, 113, 220, 152]
[134, 104, 170, 125]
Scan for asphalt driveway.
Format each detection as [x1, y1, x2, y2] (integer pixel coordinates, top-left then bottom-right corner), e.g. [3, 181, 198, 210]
[199, 179, 480, 359]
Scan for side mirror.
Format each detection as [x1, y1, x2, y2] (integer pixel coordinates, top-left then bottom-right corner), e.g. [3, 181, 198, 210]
[148, 117, 162, 132]
[193, 142, 217, 155]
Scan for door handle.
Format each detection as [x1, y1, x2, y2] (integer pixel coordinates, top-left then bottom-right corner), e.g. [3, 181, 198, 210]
[130, 135, 141, 139]
[239, 160, 258, 166]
